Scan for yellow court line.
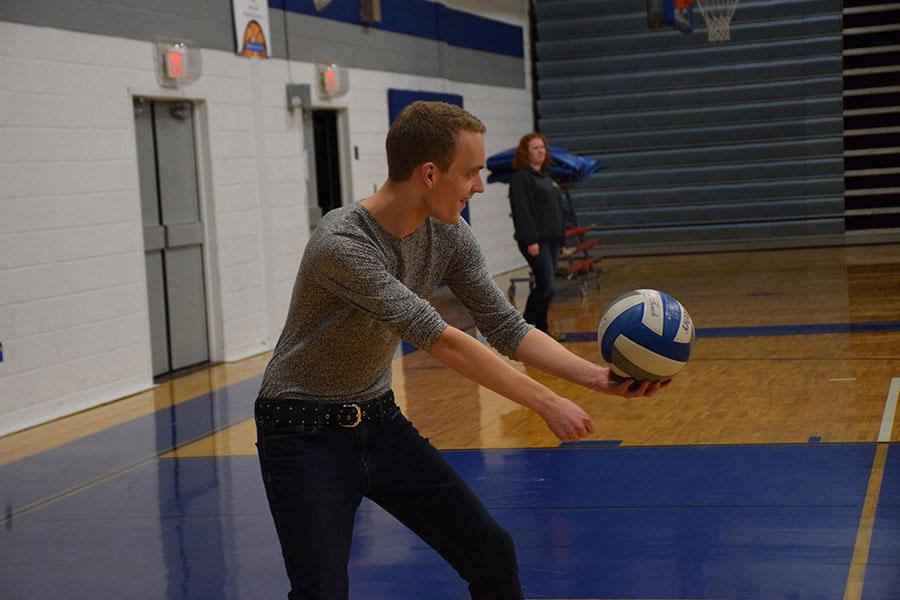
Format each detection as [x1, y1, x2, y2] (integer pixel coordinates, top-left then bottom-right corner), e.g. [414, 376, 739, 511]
[0, 352, 271, 465]
[843, 443, 890, 600]
[2, 452, 164, 525]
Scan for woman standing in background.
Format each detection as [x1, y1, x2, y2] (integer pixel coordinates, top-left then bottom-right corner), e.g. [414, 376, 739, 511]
[509, 133, 565, 336]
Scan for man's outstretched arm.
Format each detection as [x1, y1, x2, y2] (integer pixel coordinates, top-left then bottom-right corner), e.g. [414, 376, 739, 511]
[513, 328, 667, 397]
[428, 326, 595, 441]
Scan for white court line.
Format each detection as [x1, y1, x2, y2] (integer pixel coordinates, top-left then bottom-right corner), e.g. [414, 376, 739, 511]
[877, 377, 900, 442]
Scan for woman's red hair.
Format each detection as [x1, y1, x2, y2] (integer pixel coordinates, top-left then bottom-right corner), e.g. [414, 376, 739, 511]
[512, 133, 551, 171]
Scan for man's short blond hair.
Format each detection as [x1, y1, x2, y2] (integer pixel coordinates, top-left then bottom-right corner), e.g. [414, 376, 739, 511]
[386, 101, 486, 182]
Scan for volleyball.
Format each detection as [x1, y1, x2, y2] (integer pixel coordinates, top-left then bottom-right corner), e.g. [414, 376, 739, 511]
[597, 289, 695, 381]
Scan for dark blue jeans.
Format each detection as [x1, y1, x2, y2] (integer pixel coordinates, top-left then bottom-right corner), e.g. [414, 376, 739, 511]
[518, 239, 559, 333]
[256, 400, 523, 600]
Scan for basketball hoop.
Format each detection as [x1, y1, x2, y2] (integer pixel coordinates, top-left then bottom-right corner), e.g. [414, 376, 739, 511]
[696, 0, 739, 42]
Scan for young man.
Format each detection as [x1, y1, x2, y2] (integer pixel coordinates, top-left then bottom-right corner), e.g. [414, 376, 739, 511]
[256, 101, 664, 600]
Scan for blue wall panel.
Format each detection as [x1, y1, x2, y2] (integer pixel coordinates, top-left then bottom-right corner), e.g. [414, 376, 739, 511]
[387, 89, 464, 124]
[436, 5, 524, 57]
[273, 0, 523, 58]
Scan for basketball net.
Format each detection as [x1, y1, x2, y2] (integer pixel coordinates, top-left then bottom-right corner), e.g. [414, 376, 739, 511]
[696, 0, 740, 42]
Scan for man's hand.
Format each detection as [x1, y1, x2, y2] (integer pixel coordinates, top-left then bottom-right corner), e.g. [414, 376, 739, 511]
[589, 367, 669, 397]
[527, 243, 539, 256]
[538, 395, 596, 442]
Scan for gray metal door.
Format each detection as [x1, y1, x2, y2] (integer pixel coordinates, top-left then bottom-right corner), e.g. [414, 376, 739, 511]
[134, 98, 209, 376]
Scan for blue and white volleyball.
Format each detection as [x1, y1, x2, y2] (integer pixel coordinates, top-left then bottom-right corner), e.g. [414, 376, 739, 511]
[597, 289, 694, 381]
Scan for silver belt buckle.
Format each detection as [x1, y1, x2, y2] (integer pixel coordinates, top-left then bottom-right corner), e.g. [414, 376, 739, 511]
[339, 404, 362, 428]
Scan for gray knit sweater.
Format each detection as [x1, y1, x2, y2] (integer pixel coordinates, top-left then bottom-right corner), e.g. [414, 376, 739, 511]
[259, 203, 532, 403]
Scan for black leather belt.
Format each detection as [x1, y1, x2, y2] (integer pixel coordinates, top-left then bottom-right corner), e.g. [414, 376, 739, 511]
[255, 391, 396, 429]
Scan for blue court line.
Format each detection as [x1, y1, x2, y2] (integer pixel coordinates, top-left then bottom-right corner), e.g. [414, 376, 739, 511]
[559, 440, 623, 447]
[564, 319, 900, 342]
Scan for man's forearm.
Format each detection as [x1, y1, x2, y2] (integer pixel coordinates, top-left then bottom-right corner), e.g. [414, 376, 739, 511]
[513, 328, 605, 388]
[428, 326, 557, 413]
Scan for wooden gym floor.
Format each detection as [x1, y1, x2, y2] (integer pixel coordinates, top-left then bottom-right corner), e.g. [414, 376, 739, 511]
[1, 244, 898, 599]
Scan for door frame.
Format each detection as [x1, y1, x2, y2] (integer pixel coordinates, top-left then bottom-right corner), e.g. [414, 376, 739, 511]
[305, 105, 354, 230]
[129, 88, 224, 367]
[334, 107, 354, 209]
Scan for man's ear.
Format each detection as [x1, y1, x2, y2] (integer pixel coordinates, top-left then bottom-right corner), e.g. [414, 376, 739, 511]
[421, 162, 436, 187]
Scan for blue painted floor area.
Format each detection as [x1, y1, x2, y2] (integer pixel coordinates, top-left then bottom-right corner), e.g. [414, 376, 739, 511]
[0, 376, 261, 516]
[862, 445, 900, 600]
[1, 443, 889, 599]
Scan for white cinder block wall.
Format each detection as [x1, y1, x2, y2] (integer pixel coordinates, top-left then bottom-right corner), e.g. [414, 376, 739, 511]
[0, 3, 533, 435]
[1, 24, 158, 435]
